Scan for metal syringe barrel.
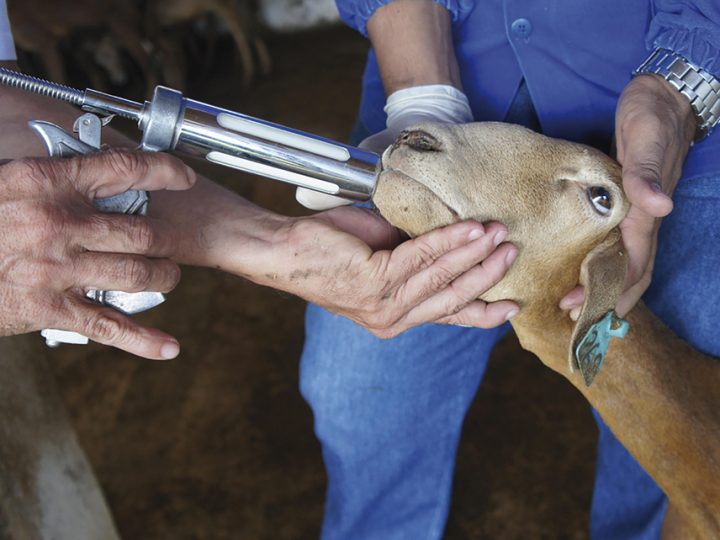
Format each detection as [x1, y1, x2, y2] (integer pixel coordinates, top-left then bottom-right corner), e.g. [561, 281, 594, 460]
[0, 69, 379, 201]
[138, 87, 379, 201]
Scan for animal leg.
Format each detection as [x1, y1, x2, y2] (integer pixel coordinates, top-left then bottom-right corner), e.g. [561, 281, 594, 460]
[39, 45, 68, 85]
[0, 336, 120, 540]
[212, 3, 256, 86]
[253, 35, 272, 76]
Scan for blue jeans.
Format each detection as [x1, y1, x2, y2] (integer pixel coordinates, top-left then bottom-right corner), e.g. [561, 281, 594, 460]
[301, 83, 720, 539]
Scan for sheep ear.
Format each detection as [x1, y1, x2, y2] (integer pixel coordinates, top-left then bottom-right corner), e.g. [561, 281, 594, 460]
[568, 229, 629, 385]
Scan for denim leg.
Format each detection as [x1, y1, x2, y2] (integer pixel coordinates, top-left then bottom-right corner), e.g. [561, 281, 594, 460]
[590, 411, 667, 539]
[301, 304, 509, 540]
[590, 173, 720, 539]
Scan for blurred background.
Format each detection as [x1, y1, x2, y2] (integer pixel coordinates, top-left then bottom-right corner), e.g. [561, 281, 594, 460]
[7, 0, 597, 537]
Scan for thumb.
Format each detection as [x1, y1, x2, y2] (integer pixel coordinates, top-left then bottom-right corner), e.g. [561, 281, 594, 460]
[618, 128, 673, 218]
[317, 206, 403, 250]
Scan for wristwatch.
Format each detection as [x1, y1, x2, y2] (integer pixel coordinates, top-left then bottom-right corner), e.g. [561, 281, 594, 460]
[634, 48, 720, 141]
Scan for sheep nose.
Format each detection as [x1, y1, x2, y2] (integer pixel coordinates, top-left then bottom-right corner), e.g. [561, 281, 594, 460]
[394, 129, 442, 152]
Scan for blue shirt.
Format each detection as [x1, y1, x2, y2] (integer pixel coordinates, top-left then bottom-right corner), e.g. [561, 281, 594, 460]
[337, 0, 720, 180]
[0, 0, 16, 60]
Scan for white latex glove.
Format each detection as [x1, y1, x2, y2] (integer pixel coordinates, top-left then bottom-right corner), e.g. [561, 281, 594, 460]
[296, 84, 473, 210]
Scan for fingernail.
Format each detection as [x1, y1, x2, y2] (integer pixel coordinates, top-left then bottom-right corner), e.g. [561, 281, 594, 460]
[505, 308, 519, 321]
[468, 228, 484, 241]
[161, 341, 180, 359]
[493, 229, 508, 246]
[184, 165, 198, 184]
[570, 307, 581, 321]
[505, 248, 518, 266]
[649, 181, 663, 194]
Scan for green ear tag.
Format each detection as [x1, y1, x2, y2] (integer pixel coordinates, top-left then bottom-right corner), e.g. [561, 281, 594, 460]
[575, 310, 629, 387]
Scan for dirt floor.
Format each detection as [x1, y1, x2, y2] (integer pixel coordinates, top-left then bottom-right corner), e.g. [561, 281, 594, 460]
[42, 25, 597, 539]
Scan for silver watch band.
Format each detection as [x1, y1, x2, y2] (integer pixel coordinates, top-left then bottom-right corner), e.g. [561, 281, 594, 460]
[634, 48, 720, 141]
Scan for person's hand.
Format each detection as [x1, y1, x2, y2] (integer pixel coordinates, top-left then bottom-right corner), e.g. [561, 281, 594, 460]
[560, 74, 696, 318]
[0, 149, 196, 359]
[252, 206, 519, 337]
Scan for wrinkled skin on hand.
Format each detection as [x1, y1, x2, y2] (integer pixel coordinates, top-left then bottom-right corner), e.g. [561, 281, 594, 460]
[154, 172, 519, 337]
[560, 74, 696, 317]
[0, 149, 196, 359]
[262, 205, 519, 338]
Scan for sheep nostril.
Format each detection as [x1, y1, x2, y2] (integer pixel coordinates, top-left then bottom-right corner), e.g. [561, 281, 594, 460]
[395, 129, 442, 152]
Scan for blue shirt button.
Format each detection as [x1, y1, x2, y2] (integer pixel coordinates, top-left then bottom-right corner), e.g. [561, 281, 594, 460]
[511, 18, 533, 38]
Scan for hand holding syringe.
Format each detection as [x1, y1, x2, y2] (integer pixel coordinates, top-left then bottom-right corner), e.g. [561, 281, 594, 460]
[0, 68, 380, 346]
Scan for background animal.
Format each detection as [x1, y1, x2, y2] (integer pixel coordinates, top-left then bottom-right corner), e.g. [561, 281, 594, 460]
[6, 0, 156, 94]
[145, 0, 271, 90]
[7, 0, 339, 94]
[258, 0, 339, 31]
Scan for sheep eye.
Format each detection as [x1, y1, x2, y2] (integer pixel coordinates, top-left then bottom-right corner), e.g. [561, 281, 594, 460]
[587, 186, 612, 215]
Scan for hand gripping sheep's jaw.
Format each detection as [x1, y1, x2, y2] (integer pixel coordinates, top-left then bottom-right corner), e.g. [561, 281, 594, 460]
[373, 121, 630, 383]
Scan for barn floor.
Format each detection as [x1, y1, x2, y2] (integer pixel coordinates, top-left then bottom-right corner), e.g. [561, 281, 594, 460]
[49, 25, 597, 539]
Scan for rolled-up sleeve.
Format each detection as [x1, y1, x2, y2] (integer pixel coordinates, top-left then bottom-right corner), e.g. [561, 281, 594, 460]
[648, 0, 720, 74]
[0, 0, 16, 60]
[336, 0, 475, 36]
